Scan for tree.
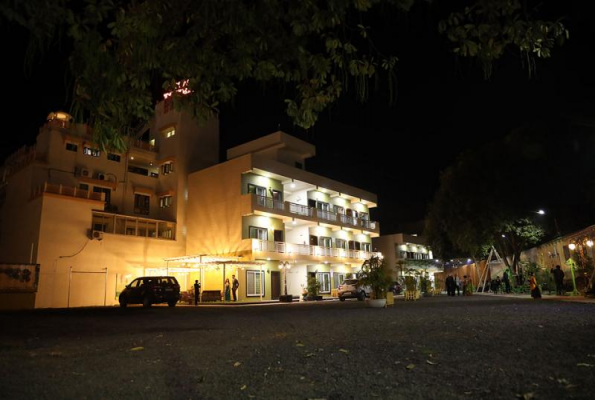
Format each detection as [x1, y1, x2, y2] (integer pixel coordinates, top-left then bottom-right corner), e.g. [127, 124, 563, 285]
[425, 121, 595, 275]
[1, 0, 568, 150]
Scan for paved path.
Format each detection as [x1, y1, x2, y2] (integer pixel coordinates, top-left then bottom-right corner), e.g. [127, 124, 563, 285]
[1, 296, 594, 399]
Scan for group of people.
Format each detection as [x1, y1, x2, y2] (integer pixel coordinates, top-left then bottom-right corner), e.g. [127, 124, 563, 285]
[445, 274, 473, 296]
[482, 271, 512, 294]
[193, 275, 240, 305]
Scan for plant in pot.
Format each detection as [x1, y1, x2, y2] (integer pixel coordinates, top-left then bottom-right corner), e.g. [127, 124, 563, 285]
[420, 276, 433, 297]
[306, 275, 322, 301]
[357, 256, 392, 308]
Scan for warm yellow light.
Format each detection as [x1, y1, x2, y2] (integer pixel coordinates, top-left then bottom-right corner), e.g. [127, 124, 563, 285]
[587, 240, 594, 247]
[569, 243, 576, 250]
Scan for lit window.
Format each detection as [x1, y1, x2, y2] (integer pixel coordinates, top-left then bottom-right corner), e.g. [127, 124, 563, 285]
[317, 272, 331, 293]
[65, 142, 78, 152]
[162, 127, 176, 138]
[83, 146, 101, 157]
[161, 162, 174, 175]
[160, 196, 173, 208]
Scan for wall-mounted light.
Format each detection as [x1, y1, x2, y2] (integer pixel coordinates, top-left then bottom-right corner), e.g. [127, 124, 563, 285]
[569, 243, 576, 250]
[587, 240, 594, 247]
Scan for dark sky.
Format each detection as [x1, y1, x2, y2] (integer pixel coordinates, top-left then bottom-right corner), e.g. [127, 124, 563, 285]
[2, 1, 594, 235]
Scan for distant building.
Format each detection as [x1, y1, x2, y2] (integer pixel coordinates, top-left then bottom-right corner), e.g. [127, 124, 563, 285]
[0, 102, 380, 309]
[372, 233, 438, 280]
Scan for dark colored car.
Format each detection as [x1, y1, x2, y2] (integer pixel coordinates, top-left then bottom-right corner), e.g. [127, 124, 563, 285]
[119, 276, 180, 308]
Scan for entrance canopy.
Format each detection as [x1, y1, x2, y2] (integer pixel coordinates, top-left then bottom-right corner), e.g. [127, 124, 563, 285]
[162, 254, 265, 272]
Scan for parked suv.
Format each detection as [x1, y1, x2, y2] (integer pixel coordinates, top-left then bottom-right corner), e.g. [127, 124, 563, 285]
[119, 276, 180, 308]
[338, 279, 370, 301]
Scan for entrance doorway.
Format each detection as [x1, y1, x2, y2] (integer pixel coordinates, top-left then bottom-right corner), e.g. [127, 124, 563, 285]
[271, 271, 281, 299]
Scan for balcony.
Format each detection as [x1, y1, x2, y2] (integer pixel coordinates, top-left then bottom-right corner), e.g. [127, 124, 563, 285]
[251, 239, 378, 261]
[92, 211, 175, 240]
[32, 182, 104, 202]
[250, 194, 378, 233]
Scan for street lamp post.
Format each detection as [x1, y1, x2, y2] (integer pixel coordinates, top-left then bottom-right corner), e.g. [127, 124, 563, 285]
[279, 261, 293, 302]
[567, 243, 580, 296]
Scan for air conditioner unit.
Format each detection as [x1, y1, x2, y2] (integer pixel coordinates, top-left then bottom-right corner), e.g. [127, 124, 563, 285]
[97, 173, 106, 180]
[81, 168, 91, 178]
[87, 229, 104, 241]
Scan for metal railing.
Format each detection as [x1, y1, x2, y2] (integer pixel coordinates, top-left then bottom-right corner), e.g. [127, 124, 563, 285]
[251, 239, 377, 260]
[250, 194, 378, 231]
[33, 182, 104, 201]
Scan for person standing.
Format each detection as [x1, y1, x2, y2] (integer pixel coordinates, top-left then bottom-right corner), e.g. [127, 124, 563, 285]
[503, 271, 511, 293]
[194, 280, 200, 305]
[529, 272, 541, 299]
[224, 278, 231, 301]
[445, 274, 454, 296]
[232, 274, 239, 301]
[551, 265, 565, 296]
[454, 275, 461, 296]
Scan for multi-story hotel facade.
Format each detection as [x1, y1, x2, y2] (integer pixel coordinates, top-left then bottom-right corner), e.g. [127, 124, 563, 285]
[0, 102, 379, 309]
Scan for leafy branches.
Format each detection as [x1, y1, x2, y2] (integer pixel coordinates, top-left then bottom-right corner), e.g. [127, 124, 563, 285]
[438, 0, 568, 79]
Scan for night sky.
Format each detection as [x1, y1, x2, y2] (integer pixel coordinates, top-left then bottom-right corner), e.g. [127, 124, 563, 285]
[2, 1, 593, 235]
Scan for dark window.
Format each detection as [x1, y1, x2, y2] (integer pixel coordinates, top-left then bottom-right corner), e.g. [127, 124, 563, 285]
[107, 153, 121, 162]
[66, 143, 78, 152]
[247, 184, 266, 196]
[134, 194, 150, 215]
[128, 165, 149, 176]
[93, 186, 111, 206]
[79, 183, 89, 191]
[348, 240, 355, 250]
[274, 230, 284, 242]
[309, 235, 318, 246]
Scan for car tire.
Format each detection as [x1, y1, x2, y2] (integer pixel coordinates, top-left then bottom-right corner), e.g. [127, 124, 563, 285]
[168, 300, 177, 307]
[119, 298, 127, 308]
[358, 291, 366, 301]
[143, 296, 152, 308]
[339, 297, 345, 302]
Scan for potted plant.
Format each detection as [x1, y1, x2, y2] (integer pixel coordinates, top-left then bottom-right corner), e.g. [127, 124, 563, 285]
[306, 275, 322, 301]
[420, 276, 433, 297]
[357, 256, 392, 308]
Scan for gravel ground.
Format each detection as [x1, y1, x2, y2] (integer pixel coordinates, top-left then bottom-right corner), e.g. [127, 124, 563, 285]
[1, 296, 594, 400]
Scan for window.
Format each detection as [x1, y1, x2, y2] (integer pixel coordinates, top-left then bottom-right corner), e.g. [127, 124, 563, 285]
[128, 165, 149, 176]
[319, 237, 332, 248]
[317, 272, 331, 293]
[335, 238, 346, 249]
[93, 186, 112, 206]
[335, 273, 346, 288]
[249, 226, 268, 240]
[161, 162, 174, 175]
[65, 142, 78, 152]
[359, 212, 369, 220]
[160, 196, 173, 208]
[134, 194, 150, 215]
[107, 153, 121, 162]
[334, 205, 344, 215]
[83, 146, 101, 157]
[246, 270, 265, 297]
[247, 183, 267, 197]
[79, 183, 89, 191]
[361, 243, 371, 252]
[162, 127, 176, 138]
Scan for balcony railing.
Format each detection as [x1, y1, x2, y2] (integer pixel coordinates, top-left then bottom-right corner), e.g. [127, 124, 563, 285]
[33, 182, 104, 201]
[252, 194, 378, 231]
[92, 211, 175, 240]
[251, 239, 377, 260]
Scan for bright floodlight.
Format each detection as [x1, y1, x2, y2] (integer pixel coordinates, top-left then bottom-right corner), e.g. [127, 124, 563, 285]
[587, 240, 594, 248]
[569, 243, 576, 250]
[538, 209, 545, 215]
